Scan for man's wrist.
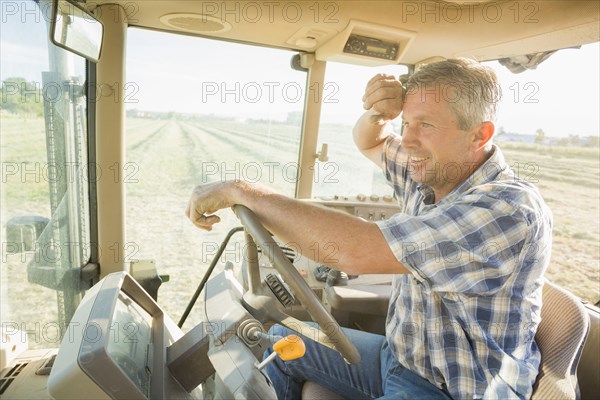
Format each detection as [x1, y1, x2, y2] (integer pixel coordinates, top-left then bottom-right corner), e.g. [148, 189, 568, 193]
[227, 180, 249, 206]
[362, 109, 388, 126]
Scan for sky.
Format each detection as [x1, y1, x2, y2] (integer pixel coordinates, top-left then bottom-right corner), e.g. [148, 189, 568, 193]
[125, 28, 600, 138]
[1, 13, 599, 138]
[128, 30, 600, 137]
[489, 46, 600, 138]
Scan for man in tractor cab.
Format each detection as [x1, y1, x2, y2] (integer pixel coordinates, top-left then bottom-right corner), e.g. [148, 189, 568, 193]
[186, 58, 552, 399]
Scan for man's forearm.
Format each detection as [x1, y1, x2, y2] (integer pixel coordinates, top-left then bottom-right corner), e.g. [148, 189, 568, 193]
[352, 110, 393, 165]
[352, 110, 390, 152]
[230, 181, 408, 275]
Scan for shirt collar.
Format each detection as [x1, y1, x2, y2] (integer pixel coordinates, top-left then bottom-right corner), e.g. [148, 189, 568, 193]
[417, 145, 509, 207]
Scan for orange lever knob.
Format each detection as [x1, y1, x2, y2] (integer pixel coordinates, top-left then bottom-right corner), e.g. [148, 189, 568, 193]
[273, 335, 306, 361]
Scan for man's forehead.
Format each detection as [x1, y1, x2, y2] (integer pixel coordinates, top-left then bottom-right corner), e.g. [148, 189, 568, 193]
[405, 84, 459, 103]
[404, 90, 452, 111]
[403, 89, 460, 125]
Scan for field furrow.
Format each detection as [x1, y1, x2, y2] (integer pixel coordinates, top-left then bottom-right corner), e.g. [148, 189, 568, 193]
[178, 121, 299, 193]
[128, 120, 170, 153]
[203, 123, 301, 157]
[178, 121, 219, 186]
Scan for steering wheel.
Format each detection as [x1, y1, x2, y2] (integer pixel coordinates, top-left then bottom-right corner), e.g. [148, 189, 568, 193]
[232, 204, 361, 364]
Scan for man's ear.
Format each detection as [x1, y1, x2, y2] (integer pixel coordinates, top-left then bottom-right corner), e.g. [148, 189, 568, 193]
[471, 121, 495, 151]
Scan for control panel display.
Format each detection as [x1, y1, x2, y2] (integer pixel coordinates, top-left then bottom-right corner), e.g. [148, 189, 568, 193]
[344, 34, 398, 60]
[107, 291, 153, 396]
[48, 273, 164, 399]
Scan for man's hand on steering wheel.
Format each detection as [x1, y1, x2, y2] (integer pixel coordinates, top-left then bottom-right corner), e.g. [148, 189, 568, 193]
[186, 180, 243, 231]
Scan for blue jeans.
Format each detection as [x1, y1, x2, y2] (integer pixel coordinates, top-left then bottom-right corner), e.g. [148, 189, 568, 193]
[264, 324, 452, 400]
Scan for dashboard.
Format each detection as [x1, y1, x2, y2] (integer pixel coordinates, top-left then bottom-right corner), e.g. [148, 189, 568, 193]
[245, 196, 399, 301]
[314, 195, 400, 221]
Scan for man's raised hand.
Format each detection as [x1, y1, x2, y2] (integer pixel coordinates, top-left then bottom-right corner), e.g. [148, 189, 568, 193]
[362, 74, 405, 122]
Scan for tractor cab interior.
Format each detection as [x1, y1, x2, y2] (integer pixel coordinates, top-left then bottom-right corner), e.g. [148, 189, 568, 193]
[1, 1, 599, 399]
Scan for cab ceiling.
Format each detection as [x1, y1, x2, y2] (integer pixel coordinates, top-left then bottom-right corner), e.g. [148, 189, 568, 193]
[87, 0, 600, 64]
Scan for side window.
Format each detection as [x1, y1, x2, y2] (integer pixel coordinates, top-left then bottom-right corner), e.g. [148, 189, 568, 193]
[125, 28, 306, 328]
[313, 62, 408, 199]
[1, 0, 91, 348]
[484, 44, 600, 305]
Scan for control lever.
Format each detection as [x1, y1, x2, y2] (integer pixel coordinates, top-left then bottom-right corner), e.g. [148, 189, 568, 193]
[256, 335, 306, 370]
[326, 269, 349, 286]
[314, 265, 358, 284]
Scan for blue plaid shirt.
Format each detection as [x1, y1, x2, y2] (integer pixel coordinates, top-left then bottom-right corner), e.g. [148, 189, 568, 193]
[376, 136, 552, 399]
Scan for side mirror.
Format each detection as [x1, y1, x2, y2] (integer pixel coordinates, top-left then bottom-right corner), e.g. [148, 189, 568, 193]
[50, 0, 104, 62]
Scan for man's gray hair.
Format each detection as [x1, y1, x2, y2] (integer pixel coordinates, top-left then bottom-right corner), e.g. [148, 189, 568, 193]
[406, 58, 501, 130]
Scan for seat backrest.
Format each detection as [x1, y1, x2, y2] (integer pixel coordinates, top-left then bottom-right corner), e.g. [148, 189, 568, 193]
[532, 281, 590, 399]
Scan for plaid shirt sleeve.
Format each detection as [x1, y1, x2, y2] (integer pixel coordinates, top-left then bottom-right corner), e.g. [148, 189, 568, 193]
[376, 189, 547, 295]
[381, 134, 412, 209]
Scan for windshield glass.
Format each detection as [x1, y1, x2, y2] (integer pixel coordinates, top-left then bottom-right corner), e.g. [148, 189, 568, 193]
[125, 28, 307, 329]
[1, 0, 91, 348]
[483, 44, 599, 305]
[313, 62, 408, 199]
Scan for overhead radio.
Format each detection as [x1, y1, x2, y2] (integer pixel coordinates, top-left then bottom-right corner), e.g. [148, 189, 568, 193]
[343, 34, 399, 61]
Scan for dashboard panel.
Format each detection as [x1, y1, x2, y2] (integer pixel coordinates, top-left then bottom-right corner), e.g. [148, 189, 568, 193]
[245, 196, 400, 297]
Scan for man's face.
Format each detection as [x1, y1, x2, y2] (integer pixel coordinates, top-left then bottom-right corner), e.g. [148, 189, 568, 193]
[401, 86, 479, 200]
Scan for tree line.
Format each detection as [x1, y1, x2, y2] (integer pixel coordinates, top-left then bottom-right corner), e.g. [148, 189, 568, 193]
[1, 77, 44, 116]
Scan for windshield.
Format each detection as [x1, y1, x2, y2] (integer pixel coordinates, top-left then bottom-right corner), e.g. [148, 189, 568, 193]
[1, 0, 91, 348]
[313, 62, 408, 199]
[483, 45, 599, 305]
[125, 28, 307, 329]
